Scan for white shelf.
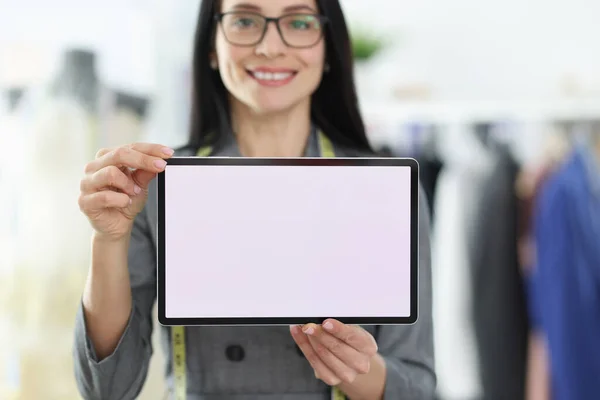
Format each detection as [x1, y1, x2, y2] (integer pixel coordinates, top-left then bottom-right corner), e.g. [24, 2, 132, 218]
[360, 98, 600, 125]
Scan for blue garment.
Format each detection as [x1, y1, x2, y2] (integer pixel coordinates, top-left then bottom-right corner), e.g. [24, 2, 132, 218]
[531, 147, 600, 400]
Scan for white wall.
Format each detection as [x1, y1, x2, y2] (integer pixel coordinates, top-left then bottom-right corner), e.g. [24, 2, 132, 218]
[341, 0, 600, 101]
[2, 0, 599, 101]
[0, 0, 156, 94]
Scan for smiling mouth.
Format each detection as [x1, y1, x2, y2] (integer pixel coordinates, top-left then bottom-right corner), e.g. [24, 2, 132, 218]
[247, 70, 298, 86]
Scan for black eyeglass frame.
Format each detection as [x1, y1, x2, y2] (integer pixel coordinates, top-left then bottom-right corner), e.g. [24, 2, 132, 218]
[214, 11, 329, 49]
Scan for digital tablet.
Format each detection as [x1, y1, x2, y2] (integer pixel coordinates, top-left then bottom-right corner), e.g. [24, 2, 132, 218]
[157, 157, 419, 326]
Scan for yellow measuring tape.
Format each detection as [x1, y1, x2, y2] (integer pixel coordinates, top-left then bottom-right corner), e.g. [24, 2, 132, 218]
[171, 130, 345, 400]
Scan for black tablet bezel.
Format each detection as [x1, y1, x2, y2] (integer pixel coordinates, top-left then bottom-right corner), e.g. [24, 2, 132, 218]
[157, 157, 419, 326]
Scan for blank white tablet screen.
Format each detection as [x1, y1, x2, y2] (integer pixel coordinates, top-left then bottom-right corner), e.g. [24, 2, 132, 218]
[164, 164, 412, 319]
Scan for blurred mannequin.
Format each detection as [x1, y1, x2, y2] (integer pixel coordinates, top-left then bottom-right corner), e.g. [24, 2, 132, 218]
[7, 48, 101, 400]
[50, 49, 99, 113]
[4, 46, 152, 399]
[47, 48, 151, 148]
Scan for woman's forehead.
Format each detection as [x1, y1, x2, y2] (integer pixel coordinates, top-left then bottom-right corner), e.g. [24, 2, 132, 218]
[220, 0, 319, 14]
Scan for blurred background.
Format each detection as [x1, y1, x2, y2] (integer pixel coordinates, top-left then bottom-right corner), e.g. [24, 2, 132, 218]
[1, 0, 599, 399]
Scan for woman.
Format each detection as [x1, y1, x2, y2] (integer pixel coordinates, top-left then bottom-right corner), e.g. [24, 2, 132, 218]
[73, 0, 436, 399]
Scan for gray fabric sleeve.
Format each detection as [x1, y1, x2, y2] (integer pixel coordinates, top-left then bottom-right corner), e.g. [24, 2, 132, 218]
[73, 201, 158, 400]
[378, 184, 436, 400]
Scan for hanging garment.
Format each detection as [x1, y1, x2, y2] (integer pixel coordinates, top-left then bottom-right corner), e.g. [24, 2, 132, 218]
[418, 155, 443, 225]
[431, 128, 492, 400]
[469, 144, 529, 400]
[530, 146, 600, 400]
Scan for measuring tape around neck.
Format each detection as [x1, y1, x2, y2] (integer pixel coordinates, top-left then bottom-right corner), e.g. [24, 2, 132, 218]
[171, 131, 344, 400]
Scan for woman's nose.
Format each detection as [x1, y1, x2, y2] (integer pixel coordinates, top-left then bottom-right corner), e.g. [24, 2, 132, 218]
[255, 23, 286, 58]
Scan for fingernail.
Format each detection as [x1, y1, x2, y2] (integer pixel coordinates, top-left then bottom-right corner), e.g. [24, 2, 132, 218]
[303, 326, 315, 335]
[154, 159, 167, 169]
[290, 325, 298, 334]
[323, 321, 334, 331]
[162, 147, 174, 156]
[134, 185, 141, 195]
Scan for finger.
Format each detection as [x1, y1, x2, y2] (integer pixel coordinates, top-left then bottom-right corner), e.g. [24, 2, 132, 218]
[79, 190, 131, 213]
[131, 169, 158, 191]
[93, 143, 172, 161]
[95, 147, 114, 159]
[128, 142, 174, 157]
[96, 143, 174, 159]
[85, 144, 173, 174]
[302, 324, 371, 374]
[307, 333, 358, 384]
[81, 166, 139, 196]
[321, 319, 378, 357]
[290, 325, 341, 386]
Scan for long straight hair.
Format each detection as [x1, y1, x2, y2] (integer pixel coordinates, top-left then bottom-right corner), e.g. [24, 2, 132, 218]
[186, 0, 373, 154]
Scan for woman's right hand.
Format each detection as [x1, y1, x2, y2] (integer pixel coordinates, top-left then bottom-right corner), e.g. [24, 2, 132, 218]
[78, 143, 174, 242]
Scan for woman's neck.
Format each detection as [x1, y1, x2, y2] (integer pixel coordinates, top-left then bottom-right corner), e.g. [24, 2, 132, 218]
[230, 100, 312, 158]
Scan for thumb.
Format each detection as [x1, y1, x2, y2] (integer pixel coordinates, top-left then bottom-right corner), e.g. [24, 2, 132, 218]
[132, 169, 158, 190]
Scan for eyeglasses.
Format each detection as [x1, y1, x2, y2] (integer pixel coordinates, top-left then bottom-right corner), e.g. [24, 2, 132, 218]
[215, 11, 328, 49]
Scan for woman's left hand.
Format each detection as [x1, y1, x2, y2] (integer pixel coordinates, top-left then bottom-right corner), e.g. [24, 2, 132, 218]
[290, 319, 379, 386]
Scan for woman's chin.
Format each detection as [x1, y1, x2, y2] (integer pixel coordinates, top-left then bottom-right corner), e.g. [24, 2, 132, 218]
[248, 99, 298, 116]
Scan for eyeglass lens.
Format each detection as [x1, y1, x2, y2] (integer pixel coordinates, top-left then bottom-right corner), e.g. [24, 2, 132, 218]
[221, 12, 324, 47]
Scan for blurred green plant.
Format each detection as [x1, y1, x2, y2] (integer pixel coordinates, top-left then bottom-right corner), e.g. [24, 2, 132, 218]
[350, 28, 386, 61]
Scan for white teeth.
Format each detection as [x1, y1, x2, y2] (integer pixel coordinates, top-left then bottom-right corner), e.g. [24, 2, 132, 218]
[252, 71, 293, 81]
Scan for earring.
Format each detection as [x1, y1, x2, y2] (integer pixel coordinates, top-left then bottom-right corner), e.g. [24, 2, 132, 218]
[210, 59, 218, 70]
[324, 62, 330, 73]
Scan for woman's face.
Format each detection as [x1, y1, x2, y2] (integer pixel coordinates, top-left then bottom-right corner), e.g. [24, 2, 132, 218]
[214, 0, 326, 115]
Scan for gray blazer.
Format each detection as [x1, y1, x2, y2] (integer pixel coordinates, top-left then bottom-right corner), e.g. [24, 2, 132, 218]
[73, 129, 436, 399]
